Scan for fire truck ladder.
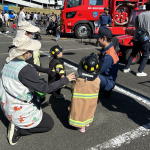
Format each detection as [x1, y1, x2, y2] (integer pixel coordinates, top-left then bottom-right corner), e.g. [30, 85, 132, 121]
[137, 0, 144, 5]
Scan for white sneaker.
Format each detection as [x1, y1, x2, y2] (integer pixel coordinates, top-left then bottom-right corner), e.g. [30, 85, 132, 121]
[6, 31, 9, 34]
[136, 72, 147, 77]
[123, 68, 131, 73]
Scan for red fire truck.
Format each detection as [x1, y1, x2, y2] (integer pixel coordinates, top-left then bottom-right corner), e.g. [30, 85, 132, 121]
[60, 0, 147, 38]
[115, 6, 147, 64]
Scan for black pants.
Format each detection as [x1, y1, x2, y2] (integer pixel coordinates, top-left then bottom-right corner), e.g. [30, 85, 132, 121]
[0, 23, 6, 32]
[125, 41, 150, 72]
[20, 112, 54, 136]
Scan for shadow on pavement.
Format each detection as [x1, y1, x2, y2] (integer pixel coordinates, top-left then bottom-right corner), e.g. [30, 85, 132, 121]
[0, 107, 9, 128]
[63, 52, 76, 55]
[138, 81, 150, 88]
[60, 33, 75, 38]
[99, 90, 150, 126]
[48, 94, 76, 130]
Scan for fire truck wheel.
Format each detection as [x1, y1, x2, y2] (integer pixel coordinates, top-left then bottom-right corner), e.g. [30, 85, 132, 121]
[125, 49, 140, 65]
[75, 24, 91, 39]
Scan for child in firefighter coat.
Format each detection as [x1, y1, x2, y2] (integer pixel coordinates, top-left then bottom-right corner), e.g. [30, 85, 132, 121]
[69, 54, 102, 133]
[48, 45, 66, 98]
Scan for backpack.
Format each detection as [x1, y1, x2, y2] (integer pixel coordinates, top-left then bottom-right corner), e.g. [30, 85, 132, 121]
[136, 15, 149, 44]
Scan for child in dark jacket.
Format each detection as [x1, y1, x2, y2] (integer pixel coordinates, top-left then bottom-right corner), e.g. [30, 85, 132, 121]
[48, 45, 66, 98]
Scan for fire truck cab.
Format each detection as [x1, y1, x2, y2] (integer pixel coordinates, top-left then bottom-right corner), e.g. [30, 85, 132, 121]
[61, 0, 147, 39]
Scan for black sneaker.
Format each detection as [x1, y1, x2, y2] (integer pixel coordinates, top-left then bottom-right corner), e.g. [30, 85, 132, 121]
[8, 123, 21, 145]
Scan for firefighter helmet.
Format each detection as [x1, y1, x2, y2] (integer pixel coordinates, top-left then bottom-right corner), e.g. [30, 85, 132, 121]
[78, 53, 102, 81]
[50, 45, 64, 57]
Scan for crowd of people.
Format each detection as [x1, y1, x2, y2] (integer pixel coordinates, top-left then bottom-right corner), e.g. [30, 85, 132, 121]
[0, 0, 150, 146]
[0, 6, 61, 41]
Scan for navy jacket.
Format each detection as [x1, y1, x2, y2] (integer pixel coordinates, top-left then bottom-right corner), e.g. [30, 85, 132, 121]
[99, 43, 119, 89]
[98, 13, 112, 27]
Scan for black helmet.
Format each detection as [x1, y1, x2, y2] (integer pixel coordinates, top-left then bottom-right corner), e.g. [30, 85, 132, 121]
[50, 45, 64, 58]
[78, 53, 102, 81]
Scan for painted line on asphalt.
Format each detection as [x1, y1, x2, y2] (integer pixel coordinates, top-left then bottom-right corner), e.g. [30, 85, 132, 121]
[114, 86, 150, 107]
[87, 123, 150, 150]
[64, 62, 77, 71]
[40, 47, 95, 53]
[42, 37, 67, 40]
[0, 42, 12, 44]
[41, 39, 93, 42]
[0, 53, 9, 55]
[40, 51, 50, 57]
[2, 33, 13, 39]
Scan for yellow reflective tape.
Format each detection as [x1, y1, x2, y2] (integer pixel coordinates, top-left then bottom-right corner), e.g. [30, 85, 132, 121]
[83, 60, 85, 65]
[91, 67, 94, 71]
[52, 69, 56, 72]
[59, 70, 65, 74]
[55, 48, 58, 52]
[96, 64, 99, 69]
[33, 50, 40, 66]
[52, 51, 55, 54]
[56, 64, 63, 68]
[69, 116, 94, 127]
[84, 65, 88, 70]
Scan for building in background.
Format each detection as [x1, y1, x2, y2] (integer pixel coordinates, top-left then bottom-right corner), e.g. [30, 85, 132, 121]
[0, 0, 63, 9]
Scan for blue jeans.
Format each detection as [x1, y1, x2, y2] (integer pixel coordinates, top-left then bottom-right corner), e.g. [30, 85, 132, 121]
[13, 28, 16, 33]
[125, 41, 150, 72]
[56, 34, 60, 41]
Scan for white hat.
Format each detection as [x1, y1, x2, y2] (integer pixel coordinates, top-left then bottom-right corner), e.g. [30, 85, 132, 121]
[13, 34, 41, 51]
[18, 21, 39, 33]
[6, 35, 41, 63]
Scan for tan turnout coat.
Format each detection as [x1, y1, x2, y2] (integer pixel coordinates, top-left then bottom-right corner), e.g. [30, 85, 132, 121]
[69, 77, 100, 128]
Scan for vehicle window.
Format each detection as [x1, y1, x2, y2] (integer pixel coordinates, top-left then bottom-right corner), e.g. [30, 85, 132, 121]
[62, 0, 65, 9]
[128, 11, 143, 27]
[89, 0, 103, 5]
[8, 11, 14, 15]
[67, 0, 82, 8]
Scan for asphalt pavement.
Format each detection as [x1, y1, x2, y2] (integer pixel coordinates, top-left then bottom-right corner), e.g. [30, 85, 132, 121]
[0, 24, 150, 150]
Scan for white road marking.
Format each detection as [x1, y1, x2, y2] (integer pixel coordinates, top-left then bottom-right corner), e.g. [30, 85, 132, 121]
[64, 62, 77, 71]
[40, 47, 96, 53]
[2, 33, 13, 39]
[39, 51, 50, 57]
[87, 123, 150, 150]
[0, 53, 9, 55]
[0, 42, 12, 44]
[41, 39, 92, 42]
[114, 86, 150, 107]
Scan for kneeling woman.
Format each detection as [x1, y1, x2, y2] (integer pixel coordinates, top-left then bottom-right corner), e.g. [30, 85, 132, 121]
[0, 35, 75, 145]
